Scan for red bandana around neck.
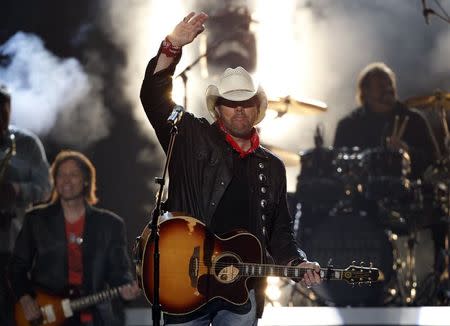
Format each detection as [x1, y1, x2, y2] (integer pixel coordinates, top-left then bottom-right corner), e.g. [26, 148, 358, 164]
[218, 120, 260, 158]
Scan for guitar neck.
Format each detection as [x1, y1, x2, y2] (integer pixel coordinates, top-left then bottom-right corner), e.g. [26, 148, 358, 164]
[239, 263, 343, 280]
[70, 286, 121, 312]
[238, 263, 380, 283]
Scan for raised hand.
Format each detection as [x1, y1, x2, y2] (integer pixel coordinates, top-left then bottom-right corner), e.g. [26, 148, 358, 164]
[167, 12, 209, 47]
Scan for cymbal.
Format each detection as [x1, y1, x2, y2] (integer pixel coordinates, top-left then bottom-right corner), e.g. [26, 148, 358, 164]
[404, 90, 450, 110]
[262, 144, 300, 167]
[268, 96, 328, 116]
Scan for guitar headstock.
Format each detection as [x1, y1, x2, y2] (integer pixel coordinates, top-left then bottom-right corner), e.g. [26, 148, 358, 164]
[341, 262, 382, 285]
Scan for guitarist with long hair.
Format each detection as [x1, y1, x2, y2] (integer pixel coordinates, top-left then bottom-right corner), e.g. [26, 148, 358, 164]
[9, 150, 140, 326]
[139, 11, 321, 325]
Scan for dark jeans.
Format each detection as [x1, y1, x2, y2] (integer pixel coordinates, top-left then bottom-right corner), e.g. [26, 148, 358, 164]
[164, 290, 257, 326]
[0, 252, 13, 326]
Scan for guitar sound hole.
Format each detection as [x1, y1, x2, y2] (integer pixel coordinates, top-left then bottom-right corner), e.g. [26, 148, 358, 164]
[214, 254, 241, 284]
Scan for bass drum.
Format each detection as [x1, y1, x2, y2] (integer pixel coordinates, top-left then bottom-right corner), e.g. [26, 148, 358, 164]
[298, 213, 393, 306]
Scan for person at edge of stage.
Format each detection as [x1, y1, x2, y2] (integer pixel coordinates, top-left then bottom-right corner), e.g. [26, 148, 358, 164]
[9, 150, 140, 326]
[139, 11, 321, 325]
[0, 83, 51, 326]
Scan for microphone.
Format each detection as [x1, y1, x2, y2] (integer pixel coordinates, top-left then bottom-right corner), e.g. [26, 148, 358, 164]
[314, 123, 324, 148]
[167, 105, 184, 125]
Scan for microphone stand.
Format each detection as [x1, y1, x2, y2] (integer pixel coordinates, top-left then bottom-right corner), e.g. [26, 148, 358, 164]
[148, 122, 179, 325]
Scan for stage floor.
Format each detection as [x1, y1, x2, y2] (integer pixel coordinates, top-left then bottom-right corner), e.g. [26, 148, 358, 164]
[125, 306, 450, 325]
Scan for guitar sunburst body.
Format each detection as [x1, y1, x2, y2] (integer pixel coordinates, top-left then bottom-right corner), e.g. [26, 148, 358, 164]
[14, 290, 74, 326]
[138, 216, 262, 314]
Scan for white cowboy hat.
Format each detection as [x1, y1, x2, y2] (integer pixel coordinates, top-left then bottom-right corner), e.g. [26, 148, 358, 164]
[205, 66, 268, 125]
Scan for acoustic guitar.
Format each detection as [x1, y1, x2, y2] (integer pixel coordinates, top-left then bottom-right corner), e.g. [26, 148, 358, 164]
[134, 216, 381, 315]
[14, 285, 124, 326]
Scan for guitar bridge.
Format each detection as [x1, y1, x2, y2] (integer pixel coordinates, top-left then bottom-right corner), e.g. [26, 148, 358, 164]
[189, 247, 200, 288]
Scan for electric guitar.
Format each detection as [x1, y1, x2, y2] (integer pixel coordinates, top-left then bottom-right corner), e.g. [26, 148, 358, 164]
[134, 216, 381, 315]
[14, 285, 125, 326]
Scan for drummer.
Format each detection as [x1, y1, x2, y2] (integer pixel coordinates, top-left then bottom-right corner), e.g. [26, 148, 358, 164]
[333, 62, 436, 178]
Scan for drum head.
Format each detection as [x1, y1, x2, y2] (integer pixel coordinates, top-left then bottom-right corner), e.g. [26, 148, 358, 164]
[299, 214, 393, 306]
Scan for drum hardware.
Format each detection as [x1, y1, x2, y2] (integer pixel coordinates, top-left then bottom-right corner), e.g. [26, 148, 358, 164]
[291, 113, 448, 306]
[268, 95, 327, 117]
[405, 90, 450, 159]
[383, 223, 439, 306]
[405, 90, 450, 111]
[435, 208, 450, 304]
[384, 229, 418, 305]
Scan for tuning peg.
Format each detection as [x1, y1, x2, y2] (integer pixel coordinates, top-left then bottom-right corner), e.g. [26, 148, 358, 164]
[360, 261, 364, 266]
[369, 262, 373, 268]
[352, 260, 356, 265]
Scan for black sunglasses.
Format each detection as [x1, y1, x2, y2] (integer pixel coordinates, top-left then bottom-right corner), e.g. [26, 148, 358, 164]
[216, 96, 259, 109]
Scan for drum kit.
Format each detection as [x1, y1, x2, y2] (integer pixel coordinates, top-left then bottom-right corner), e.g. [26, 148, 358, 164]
[265, 90, 450, 307]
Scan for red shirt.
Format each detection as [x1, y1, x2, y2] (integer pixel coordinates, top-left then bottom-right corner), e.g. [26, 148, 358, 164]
[65, 215, 85, 286]
[65, 215, 93, 323]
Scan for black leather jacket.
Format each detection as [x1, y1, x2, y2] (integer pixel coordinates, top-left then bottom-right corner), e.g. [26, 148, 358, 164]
[9, 202, 134, 325]
[140, 50, 306, 317]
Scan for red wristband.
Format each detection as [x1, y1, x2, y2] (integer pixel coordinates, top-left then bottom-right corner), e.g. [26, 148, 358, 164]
[161, 37, 181, 58]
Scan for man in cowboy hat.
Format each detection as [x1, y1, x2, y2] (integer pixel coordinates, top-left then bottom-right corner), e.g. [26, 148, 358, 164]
[140, 12, 321, 325]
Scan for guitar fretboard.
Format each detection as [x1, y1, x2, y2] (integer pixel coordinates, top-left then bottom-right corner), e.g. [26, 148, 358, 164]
[238, 263, 343, 280]
[71, 287, 121, 311]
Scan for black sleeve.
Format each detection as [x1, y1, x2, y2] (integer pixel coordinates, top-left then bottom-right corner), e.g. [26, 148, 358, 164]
[406, 110, 437, 177]
[8, 213, 36, 301]
[268, 163, 307, 265]
[105, 216, 134, 288]
[139, 45, 183, 153]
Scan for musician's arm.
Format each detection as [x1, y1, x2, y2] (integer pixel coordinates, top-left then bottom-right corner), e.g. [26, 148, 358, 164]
[267, 164, 306, 265]
[140, 48, 181, 153]
[105, 215, 140, 301]
[14, 133, 51, 206]
[139, 12, 207, 153]
[8, 212, 36, 301]
[267, 163, 321, 287]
